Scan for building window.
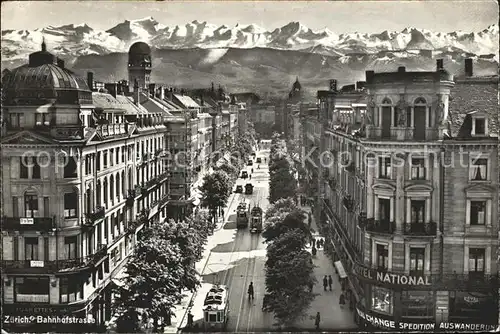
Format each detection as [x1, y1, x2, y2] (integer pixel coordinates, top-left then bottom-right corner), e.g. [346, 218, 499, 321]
[12, 196, 19, 217]
[64, 191, 78, 218]
[470, 158, 487, 181]
[110, 149, 114, 166]
[411, 158, 426, 180]
[65, 236, 77, 259]
[60, 277, 80, 303]
[15, 277, 49, 303]
[469, 248, 485, 275]
[103, 151, 108, 168]
[116, 148, 120, 164]
[371, 286, 393, 315]
[24, 237, 39, 260]
[97, 152, 101, 171]
[411, 200, 426, 223]
[32, 158, 41, 179]
[20, 157, 29, 179]
[376, 244, 389, 270]
[409, 247, 425, 275]
[470, 201, 486, 225]
[473, 118, 486, 135]
[401, 291, 434, 318]
[24, 191, 38, 217]
[379, 157, 391, 179]
[9, 113, 24, 128]
[64, 157, 77, 178]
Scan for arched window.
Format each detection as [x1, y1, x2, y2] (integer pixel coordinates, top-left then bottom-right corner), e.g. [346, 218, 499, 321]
[64, 188, 78, 218]
[121, 170, 126, 197]
[116, 173, 120, 201]
[109, 175, 114, 204]
[414, 97, 427, 105]
[381, 97, 392, 105]
[96, 180, 102, 207]
[64, 157, 77, 178]
[103, 177, 108, 205]
[24, 189, 38, 217]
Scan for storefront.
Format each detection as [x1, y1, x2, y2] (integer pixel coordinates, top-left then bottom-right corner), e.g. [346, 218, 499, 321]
[448, 291, 498, 325]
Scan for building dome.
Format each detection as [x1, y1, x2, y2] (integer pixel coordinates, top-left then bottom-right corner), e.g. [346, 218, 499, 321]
[129, 42, 151, 55]
[3, 64, 90, 91]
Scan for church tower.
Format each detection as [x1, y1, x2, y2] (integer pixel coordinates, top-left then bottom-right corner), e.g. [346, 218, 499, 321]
[128, 42, 152, 92]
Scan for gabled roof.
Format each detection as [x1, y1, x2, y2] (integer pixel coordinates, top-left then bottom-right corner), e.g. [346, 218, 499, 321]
[92, 92, 125, 112]
[115, 95, 148, 115]
[448, 76, 498, 138]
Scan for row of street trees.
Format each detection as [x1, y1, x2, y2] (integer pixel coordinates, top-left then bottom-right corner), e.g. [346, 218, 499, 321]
[269, 134, 297, 203]
[113, 210, 211, 332]
[263, 134, 317, 329]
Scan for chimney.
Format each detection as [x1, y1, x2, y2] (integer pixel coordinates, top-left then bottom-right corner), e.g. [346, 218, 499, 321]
[436, 59, 444, 71]
[465, 58, 473, 77]
[87, 72, 94, 91]
[365, 70, 375, 83]
[133, 79, 140, 106]
[329, 79, 338, 92]
[104, 83, 117, 98]
[200, 95, 205, 106]
[398, 66, 406, 73]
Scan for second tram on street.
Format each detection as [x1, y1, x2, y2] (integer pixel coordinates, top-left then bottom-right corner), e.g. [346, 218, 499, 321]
[236, 200, 250, 228]
[203, 284, 229, 330]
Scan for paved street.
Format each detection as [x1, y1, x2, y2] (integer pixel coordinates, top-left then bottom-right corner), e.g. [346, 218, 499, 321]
[177, 150, 357, 333]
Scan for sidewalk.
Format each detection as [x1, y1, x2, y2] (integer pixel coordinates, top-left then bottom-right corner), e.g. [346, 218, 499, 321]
[296, 204, 357, 331]
[163, 191, 239, 333]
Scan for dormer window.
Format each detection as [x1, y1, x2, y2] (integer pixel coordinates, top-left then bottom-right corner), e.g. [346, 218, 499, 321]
[473, 118, 486, 136]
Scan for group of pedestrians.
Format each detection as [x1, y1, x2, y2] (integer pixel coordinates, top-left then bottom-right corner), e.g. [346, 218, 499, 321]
[311, 237, 324, 257]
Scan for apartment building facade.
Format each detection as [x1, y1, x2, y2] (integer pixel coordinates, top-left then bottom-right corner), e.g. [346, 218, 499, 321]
[1, 42, 170, 332]
[302, 60, 499, 331]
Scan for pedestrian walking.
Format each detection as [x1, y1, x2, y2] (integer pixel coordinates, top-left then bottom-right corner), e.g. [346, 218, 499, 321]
[323, 275, 328, 291]
[328, 275, 333, 291]
[187, 311, 194, 328]
[248, 282, 254, 300]
[339, 293, 346, 307]
[311, 238, 316, 248]
[315, 312, 321, 330]
[249, 175, 252, 180]
[312, 246, 317, 257]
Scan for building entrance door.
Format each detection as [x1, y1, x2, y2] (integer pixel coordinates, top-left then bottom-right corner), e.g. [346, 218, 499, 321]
[381, 107, 391, 139]
[413, 106, 426, 140]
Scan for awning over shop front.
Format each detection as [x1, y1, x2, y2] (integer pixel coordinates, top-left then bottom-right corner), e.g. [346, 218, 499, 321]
[334, 260, 347, 279]
[111, 267, 129, 287]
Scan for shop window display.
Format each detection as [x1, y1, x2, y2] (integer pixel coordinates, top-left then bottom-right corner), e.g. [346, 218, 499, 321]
[371, 286, 393, 315]
[401, 291, 434, 318]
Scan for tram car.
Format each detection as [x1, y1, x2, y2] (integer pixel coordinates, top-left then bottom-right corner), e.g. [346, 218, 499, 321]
[203, 284, 229, 330]
[236, 200, 250, 228]
[250, 206, 263, 233]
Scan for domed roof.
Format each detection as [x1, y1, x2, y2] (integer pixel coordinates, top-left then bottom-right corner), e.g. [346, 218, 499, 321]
[129, 42, 151, 55]
[2, 64, 90, 91]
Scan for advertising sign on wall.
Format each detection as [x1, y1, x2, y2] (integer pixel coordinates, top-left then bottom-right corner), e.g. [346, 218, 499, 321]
[356, 307, 497, 332]
[352, 263, 432, 286]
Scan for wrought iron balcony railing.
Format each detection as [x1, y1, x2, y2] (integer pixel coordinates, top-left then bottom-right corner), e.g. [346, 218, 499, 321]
[2, 244, 107, 274]
[84, 206, 105, 224]
[2, 217, 55, 232]
[403, 222, 438, 236]
[365, 219, 396, 234]
[343, 195, 355, 212]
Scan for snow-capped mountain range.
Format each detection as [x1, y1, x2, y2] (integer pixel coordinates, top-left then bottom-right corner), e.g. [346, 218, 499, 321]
[2, 17, 498, 61]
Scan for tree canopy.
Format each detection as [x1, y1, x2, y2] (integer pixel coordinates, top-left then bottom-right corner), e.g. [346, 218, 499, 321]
[200, 170, 231, 214]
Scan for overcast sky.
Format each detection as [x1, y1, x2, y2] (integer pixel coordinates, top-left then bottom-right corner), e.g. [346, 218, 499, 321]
[1, 1, 498, 33]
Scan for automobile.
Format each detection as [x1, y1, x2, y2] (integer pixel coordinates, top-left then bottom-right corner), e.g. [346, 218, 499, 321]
[235, 185, 243, 193]
[256, 157, 262, 163]
[251, 152, 256, 157]
[247, 160, 253, 166]
[241, 171, 248, 179]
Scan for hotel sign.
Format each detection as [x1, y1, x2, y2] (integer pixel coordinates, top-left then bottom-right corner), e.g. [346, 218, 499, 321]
[353, 263, 431, 286]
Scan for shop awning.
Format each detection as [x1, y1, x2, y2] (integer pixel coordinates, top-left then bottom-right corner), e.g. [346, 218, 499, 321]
[111, 268, 129, 287]
[334, 260, 347, 279]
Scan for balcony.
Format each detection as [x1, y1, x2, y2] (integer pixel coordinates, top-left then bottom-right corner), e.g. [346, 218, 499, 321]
[440, 273, 499, 292]
[126, 190, 135, 207]
[342, 195, 355, 212]
[84, 206, 105, 224]
[2, 217, 55, 232]
[403, 222, 437, 236]
[365, 219, 395, 234]
[2, 244, 107, 274]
